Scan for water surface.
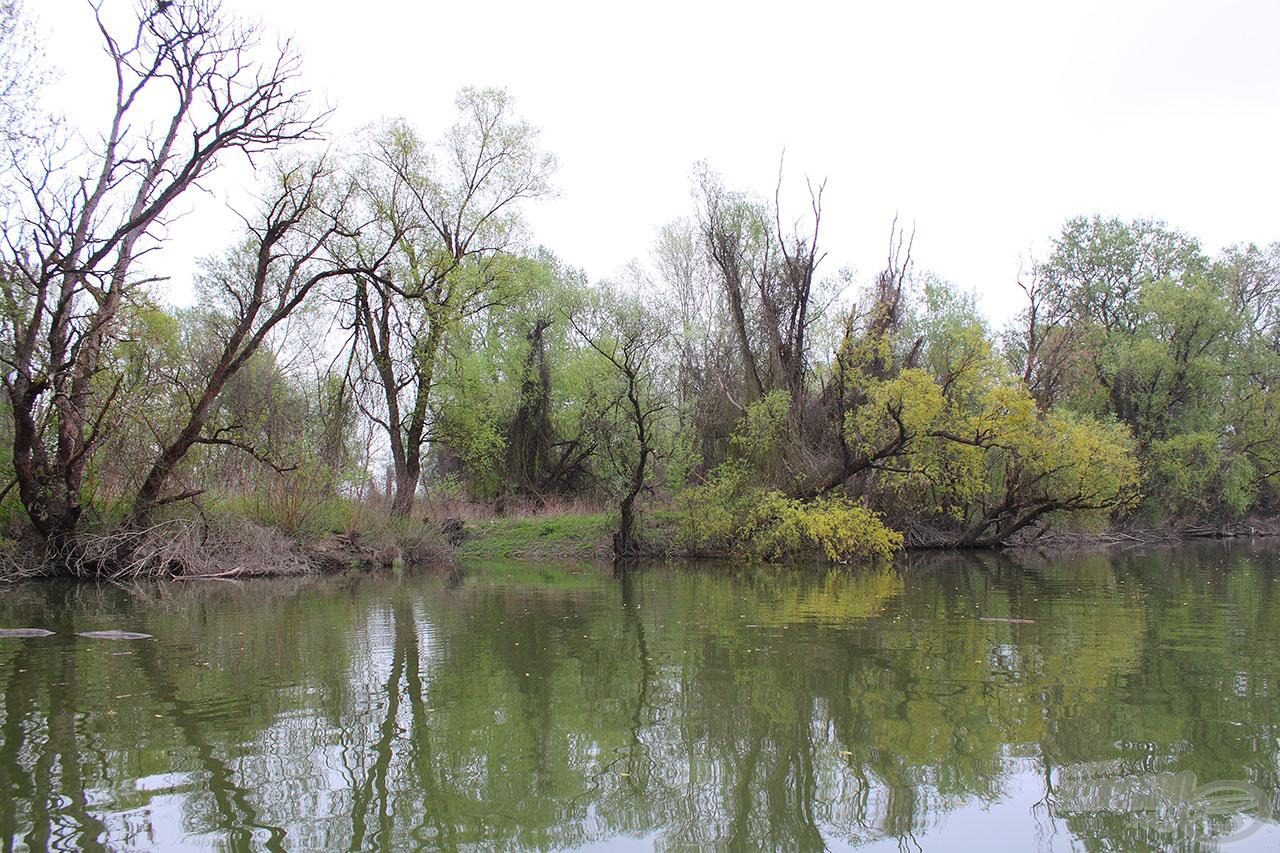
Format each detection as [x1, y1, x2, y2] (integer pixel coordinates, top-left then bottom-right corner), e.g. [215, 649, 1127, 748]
[1, 543, 1278, 850]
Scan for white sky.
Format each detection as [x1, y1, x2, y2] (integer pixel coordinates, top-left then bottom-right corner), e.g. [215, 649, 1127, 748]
[34, 0, 1280, 324]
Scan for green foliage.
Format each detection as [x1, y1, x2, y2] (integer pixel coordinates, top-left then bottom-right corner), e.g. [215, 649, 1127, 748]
[5, 86, 1279, 567]
[727, 390, 792, 482]
[432, 341, 515, 500]
[459, 513, 616, 562]
[1019, 217, 1276, 524]
[680, 461, 901, 562]
[1147, 432, 1257, 521]
[1039, 215, 1207, 334]
[664, 429, 703, 492]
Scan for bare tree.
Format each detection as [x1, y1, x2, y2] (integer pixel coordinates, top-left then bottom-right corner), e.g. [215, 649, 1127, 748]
[566, 290, 669, 557]
[131, 158, 368, 522]
[1004, 264, 1078, 409]
[695, 164, 768, 403]
[694, 161, 827, 414]
[0, 0, 322, 545]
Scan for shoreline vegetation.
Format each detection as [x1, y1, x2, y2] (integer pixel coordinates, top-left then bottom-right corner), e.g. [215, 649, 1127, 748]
[4, 500, 1278, 582]
[3, 2, 1280, 579]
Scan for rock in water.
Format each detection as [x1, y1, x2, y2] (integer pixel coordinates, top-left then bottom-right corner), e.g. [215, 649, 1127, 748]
[0, 628, 55, 638]
[78, 630, 153, 640]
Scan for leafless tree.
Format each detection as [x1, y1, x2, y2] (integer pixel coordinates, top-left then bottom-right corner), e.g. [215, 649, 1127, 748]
[1005, 264, 1078, 409]
[694, 161, 828, 414]
[0, 0, 323, 545]
[131, 158, 369, 522]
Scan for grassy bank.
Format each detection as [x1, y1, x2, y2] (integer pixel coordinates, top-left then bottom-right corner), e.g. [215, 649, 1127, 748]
[458, 510, 683, 563]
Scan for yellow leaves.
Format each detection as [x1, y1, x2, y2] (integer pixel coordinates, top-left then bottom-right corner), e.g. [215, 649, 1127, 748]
[845, 368, 944, 460]
[839, 323, 1142, 528]
[680, 466, 902, 563]
[762, 495, 903, 563]
[1040, 411, 1140, 509]
[977, 384, 1037, 440]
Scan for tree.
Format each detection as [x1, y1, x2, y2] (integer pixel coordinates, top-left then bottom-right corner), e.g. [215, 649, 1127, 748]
[566, 287, 670, 557]
[806, 226, 919, 498]
[495, 255, 602, 500]
[829, 275, 1142, 547]
[694, 163, 828, 413]
[0, 0, 45, 158]
[1037, 216, 1206, 336]
[131, 159, 365, 522]
[0, 0, 321, 546]
[1004, 264, 1079, 409]
[341, 90, 554, 517]
[1207, 242, 1280, 513]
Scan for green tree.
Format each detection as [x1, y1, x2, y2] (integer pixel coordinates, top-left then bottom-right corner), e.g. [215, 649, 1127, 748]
[341, 90, 554, 517]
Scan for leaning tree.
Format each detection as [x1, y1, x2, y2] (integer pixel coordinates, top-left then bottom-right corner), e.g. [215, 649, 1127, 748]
[0, 0, 323, 545]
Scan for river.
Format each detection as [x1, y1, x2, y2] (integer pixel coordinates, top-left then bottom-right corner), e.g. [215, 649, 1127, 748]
[1, 542, 1277, 850]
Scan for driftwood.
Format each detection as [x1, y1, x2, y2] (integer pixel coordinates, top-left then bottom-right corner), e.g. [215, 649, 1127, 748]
[900, 515, 1280, 553]
[3, 518, 316, 581]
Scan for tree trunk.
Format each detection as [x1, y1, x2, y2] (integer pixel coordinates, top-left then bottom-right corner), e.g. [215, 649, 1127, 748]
[8, 383, 80, 547]
[614, 386, 650, 558]
[506, 319, 554, 495]
[615, 491, 638, 558]
[390, 459, 420, 517]
[132, 374, 227, 525]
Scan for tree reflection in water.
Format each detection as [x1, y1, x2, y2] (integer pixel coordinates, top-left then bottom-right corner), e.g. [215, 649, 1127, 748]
[0, 542, 1278, 850]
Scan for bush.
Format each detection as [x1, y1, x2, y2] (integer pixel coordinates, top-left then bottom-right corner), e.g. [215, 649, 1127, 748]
[680, 462, 901, 563]
[1147, 432, 1256, 522]
[748, 492, 903, 562]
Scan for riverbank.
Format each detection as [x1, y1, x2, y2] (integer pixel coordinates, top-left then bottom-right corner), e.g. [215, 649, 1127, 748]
[455, 512, 1280, 563]
[0, 504, 456, 581]
[457, 511, 683, 563]
[3, 504, 1278, 581]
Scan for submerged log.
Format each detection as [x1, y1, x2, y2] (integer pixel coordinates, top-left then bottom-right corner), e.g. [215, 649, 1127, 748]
[77, 630, 153, 640]
[0, 628, 56, 638]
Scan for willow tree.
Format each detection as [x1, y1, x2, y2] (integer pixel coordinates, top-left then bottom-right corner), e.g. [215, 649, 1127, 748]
[342, 89, 554, 516]
[0, 0, 321, 546]
[842, 280, 1141, 546]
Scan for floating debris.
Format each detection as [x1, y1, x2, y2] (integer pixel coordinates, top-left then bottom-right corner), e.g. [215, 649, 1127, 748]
[0, 628, 55, 638]
[978, 617, 1035, 624]
[78, 630, 153, 640]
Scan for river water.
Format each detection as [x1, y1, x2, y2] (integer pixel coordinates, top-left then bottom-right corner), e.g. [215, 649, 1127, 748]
[0, 542, 1278, 851]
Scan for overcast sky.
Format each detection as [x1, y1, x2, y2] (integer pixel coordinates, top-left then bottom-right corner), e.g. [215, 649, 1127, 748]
[36, 0, 1280, 323]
